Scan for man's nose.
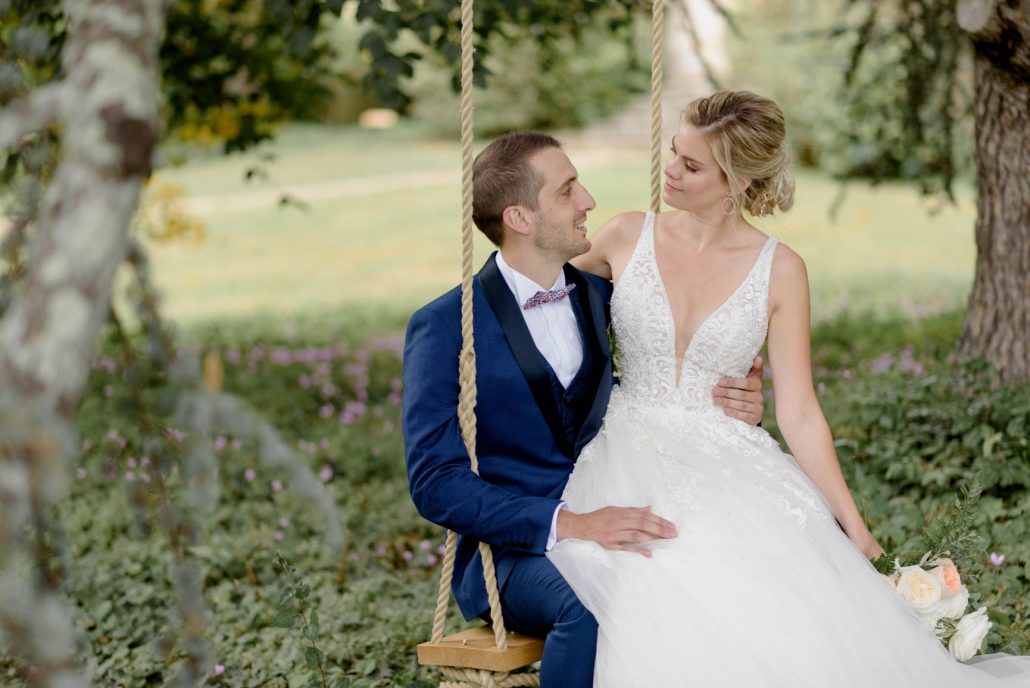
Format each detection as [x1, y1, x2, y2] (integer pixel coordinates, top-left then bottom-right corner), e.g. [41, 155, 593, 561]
[579, 186, 596, 212]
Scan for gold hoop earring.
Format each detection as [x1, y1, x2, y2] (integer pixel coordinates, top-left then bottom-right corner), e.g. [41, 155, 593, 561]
[722, 195, 737, 216]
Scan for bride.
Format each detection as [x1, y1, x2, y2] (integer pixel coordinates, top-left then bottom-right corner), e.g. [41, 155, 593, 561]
[546, 90, 1030, 686]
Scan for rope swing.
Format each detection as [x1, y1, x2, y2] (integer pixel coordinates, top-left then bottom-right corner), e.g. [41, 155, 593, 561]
[416, 1, 664, 684]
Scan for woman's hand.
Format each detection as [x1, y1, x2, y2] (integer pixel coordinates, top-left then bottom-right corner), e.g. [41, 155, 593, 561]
[848, 526, 885, 560]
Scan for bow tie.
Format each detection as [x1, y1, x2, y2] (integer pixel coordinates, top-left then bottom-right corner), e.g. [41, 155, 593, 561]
[522, 283, 576, 310]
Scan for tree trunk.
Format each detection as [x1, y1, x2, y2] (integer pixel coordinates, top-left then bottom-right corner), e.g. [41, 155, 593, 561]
[0, 0, 164, 683]
[958, 1, 1030, 384]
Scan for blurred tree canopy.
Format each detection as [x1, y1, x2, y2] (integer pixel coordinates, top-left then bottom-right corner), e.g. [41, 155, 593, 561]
[1, 0, 338, 157]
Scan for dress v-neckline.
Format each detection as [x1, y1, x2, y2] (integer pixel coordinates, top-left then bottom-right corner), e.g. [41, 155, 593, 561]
[650, 218, 774, 386]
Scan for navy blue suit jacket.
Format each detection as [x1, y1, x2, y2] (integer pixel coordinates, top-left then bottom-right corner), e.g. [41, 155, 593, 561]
[403, 253, 614, 620]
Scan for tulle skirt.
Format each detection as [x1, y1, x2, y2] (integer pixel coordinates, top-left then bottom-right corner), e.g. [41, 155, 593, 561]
[547, 389, 1030, 687]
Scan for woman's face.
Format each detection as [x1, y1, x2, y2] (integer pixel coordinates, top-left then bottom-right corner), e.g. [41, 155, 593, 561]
[662, 124, 732, 214]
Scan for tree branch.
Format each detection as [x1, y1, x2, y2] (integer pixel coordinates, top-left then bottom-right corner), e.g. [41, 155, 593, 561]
[0, 82, 67, 153]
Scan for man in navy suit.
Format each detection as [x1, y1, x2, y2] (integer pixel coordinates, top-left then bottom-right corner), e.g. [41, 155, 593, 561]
[403, 132, 765, 687]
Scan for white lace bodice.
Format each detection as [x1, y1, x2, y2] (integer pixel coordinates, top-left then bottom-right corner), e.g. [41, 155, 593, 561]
[611, 212, 778, 412]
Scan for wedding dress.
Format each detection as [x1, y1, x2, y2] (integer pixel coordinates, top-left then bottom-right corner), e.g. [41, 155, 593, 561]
[547, 212, 1030, 687]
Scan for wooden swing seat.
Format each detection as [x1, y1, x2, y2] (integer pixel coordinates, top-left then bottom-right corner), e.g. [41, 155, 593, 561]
[417, 626, 544, 672]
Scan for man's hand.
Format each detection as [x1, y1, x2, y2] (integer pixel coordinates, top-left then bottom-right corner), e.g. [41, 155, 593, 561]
[712, 355, 765, 425]
[556, 506, 677, 557]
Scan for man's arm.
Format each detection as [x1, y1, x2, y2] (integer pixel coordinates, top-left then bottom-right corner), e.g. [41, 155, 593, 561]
[711, 355, 766, 424]
[403, 305, 559, 554]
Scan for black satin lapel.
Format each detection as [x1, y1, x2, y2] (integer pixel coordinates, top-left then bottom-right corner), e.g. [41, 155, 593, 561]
[565, 266, 615, 456]
[479, 254, 573, 456]
[564, 265, 610, 360]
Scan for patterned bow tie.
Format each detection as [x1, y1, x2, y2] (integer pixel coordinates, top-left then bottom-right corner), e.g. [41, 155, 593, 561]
[522, 283, 576, 310]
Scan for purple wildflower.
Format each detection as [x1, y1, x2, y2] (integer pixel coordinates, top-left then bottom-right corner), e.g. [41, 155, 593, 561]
[244, 468, 256, 482]
[319, 465, 333, 483]
[990, 552, 1005, 567]
[278, 517, 290, 528]
[273, 531, 285, 542]
[271, 480, 283, 492]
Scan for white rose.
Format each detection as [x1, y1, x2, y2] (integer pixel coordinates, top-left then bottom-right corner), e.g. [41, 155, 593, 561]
[933, 585, 969, 621]
[948, 608, 992, 662]
[896, 566, 942, 613]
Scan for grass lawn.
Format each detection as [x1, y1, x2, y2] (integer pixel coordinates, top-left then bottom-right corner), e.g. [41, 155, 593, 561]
[147, 122, 976, 327]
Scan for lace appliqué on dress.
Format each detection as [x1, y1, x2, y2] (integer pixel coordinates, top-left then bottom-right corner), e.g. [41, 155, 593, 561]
[603, 212, 828, 527]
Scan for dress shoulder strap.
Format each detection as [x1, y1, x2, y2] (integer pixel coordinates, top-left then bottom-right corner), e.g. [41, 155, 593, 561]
[753, 236, 780, 295]
[616, 211, 657, 286]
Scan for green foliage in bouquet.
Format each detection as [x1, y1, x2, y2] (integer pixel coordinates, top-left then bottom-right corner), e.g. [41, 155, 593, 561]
[871, 477, 986, 576]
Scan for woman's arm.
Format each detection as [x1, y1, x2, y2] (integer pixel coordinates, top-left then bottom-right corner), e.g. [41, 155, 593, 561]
[570, 211, 647, 281]
[766, 245, 884, 560]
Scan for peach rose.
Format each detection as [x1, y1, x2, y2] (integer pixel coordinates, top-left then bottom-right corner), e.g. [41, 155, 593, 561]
[930, 558, 962, 597]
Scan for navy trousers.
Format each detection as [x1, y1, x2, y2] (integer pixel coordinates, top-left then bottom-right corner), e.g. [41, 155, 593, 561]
[486, 555, 597, 688]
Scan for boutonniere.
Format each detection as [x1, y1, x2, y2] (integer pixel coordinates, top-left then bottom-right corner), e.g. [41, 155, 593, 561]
[607, 322, 622, 379]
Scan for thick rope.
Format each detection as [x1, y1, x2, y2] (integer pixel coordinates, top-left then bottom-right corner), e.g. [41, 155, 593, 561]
[650, 0, 665, 214]
[440, 667, 542, 688]
[429, 0, 666, 674]
[430, 529, 459, 643]
[431, 0, 510, 655]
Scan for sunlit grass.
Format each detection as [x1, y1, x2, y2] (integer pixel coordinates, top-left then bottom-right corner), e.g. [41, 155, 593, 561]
[147, 123, 975, 326]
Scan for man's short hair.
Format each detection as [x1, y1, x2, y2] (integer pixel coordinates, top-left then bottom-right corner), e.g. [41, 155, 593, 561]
[472, 131, 562, 246]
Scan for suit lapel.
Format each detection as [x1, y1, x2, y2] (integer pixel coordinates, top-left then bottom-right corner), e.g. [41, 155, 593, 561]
[478, 254, 572, 456]
[563, 264, 610, 361]
[565, 266, 614, 456]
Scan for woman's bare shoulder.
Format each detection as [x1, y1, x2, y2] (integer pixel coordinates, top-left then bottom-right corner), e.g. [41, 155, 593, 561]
[595, 210, 649, 244]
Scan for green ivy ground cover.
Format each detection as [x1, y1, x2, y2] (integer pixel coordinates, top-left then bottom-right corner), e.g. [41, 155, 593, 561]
[2, 308, 1027, 686]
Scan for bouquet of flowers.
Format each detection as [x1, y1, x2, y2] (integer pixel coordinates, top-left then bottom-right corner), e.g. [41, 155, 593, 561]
[885, 555, 991, 660]
[872, 478, 993, 661]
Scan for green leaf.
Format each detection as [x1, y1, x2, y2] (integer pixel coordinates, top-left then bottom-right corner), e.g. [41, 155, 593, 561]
[304, 645, 324, 669]
[273, 606, 300, 629]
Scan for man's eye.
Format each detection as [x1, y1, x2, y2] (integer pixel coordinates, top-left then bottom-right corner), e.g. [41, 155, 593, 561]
[562, 187, 572, 196]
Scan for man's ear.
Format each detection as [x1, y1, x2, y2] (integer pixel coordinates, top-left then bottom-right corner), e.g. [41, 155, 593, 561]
[502, 205, 532, 237]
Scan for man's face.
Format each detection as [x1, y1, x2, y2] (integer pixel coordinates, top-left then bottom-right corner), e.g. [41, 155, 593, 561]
[525, 147, 596, 264]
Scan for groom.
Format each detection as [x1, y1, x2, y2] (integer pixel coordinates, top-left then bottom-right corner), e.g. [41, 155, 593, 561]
[403, 131, 765, 687]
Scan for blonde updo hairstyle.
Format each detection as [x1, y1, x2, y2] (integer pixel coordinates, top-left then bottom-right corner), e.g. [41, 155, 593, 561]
[682, 90, 795, 217]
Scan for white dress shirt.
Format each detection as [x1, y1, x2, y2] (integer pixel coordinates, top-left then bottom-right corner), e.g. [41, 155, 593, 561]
[494, 252, 582, 550]
[494, 252, 584, 387]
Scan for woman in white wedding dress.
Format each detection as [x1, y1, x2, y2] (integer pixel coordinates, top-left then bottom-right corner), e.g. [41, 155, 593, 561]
[546, 91, 1030, 686]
